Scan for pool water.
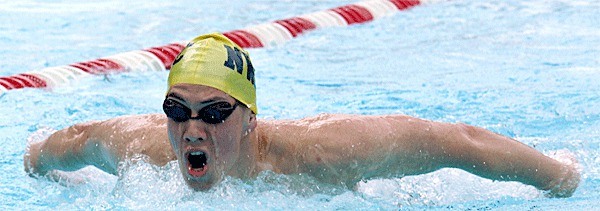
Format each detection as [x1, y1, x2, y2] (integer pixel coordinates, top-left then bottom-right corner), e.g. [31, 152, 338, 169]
[1, 0, 599, 209]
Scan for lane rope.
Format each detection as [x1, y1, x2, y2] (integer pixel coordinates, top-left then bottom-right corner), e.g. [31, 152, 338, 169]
[0, 0, 441, 92]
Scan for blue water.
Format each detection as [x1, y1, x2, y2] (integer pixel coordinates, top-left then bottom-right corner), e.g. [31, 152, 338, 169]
[1, 0, 599, 209]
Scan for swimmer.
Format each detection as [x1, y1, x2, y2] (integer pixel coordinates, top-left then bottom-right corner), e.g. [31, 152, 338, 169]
[24, 33, 580, 197]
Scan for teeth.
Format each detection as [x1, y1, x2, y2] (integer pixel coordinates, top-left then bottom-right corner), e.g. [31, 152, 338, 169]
[190, 151, 204, 156]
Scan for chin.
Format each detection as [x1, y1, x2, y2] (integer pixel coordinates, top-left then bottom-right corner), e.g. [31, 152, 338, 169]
[179, 164, 217, 191]
[185, 179, 214, 191]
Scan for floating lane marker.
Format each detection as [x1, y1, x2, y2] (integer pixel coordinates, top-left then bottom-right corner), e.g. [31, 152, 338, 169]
[13, 74, 48, 88]
[143, 43, 186, 70]
[273, 17, 317, 37]
[0, 83, 7, 92]
[356, 0, 400, 19]
[29, 67, 74, 87]
[223, 30, 263, 48]
[299, 10, 348, 28]
[0, 0, 435, 92]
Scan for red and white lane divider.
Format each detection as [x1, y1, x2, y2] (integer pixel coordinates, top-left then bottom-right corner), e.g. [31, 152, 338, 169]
[0, 0, 441, 93]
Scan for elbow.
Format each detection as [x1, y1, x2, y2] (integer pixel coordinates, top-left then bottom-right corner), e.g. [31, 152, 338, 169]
[450, 123, 519, 179]
[444, 123, 492, 171]
[454, 123, 481, 143]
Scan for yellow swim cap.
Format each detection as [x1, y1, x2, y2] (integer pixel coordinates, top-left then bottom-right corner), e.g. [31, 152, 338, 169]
[168, 33, 257, 114]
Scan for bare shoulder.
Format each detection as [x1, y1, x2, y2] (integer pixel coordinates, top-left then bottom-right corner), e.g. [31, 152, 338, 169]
[87, 113, 173, 165]
[92, 113, 169, 139]
[256, 113, 464, 159]
[256, 113, 437, 143]
[292, 113, 432, 126]
[96, 113, 167, 128]
[272, 113, 439, 136]
[254, 114, 440, 173]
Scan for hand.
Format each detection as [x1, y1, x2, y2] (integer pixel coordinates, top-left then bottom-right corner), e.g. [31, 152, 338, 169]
[544, 150, 581, 198]
[24, 127, 56, 176]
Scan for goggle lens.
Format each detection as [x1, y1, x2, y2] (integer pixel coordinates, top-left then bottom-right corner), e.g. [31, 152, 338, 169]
[163, 99, 238, 124]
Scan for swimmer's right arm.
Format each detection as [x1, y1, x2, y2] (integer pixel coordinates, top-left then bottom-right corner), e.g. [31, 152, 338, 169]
[24, 121, 122, 176]
[24, 114, 174, 176]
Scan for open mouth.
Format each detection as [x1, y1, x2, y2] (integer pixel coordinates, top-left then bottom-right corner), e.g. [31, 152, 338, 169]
[187, 151, 208, 177]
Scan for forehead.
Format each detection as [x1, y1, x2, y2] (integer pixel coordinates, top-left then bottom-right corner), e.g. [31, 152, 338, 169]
[167, 83, 234, 103]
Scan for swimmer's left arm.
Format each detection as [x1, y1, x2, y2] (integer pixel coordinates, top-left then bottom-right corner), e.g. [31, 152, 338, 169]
[293, 114, 580, 198]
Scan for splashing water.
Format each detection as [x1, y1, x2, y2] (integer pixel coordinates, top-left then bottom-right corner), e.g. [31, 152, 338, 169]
[2, 0, 599, 209]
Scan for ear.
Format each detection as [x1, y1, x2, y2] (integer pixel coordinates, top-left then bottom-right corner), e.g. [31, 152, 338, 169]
[241, 106, 258, 134]
[247, 112, 257, 132]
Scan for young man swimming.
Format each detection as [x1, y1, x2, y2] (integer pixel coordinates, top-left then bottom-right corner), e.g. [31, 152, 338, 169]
[24, 33, 580, 197]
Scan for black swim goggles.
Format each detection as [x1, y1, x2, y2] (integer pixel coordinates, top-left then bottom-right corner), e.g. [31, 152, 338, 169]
[163, 98, 238, 124]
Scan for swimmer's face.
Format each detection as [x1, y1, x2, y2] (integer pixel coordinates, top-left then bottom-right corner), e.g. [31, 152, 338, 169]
[165, 84, 256, 191]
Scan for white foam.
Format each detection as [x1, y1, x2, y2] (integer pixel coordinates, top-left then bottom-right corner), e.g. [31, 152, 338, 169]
[26, 126, 56, 146]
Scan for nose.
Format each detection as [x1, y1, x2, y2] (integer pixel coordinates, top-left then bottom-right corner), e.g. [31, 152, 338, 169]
[183, 119, 208, 143]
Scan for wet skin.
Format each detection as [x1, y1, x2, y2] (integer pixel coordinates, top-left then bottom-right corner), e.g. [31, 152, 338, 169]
[24, 84, 581, 197]
[165, 84, 258, 191]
